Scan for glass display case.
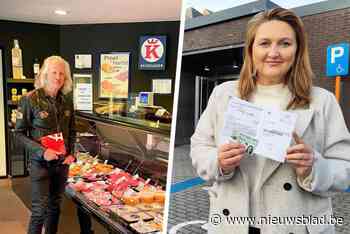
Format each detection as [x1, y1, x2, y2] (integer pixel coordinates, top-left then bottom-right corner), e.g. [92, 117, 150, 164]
[75, 111, 170, 184]
[92, 90, 172, 125]
[63, 111, 170, 233]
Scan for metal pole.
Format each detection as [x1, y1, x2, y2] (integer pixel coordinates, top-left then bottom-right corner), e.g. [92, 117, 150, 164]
[335, 76, 341, 102]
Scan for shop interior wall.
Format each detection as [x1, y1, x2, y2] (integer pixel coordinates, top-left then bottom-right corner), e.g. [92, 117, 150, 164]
[59, 21, 180, 112]
[0, 20, 60, 79]
[0, 20, 60, 177]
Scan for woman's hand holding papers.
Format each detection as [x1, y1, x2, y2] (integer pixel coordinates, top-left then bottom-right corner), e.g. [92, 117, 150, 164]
[218, 142, 246, 174]
[285, 132, 315, 179]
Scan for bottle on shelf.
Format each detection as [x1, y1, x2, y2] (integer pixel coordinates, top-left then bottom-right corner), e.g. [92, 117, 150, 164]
[33, 58, 40, 77]
[11, 39, 24, 79]
[11, 88, 18, 102]
[22, 88, 28, 96]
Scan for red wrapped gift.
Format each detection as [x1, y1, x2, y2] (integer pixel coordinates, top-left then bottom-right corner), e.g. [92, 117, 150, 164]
[40, 132, 66, 155]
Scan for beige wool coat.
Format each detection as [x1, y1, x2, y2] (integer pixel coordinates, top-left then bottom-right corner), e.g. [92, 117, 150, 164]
[191, 80, 350, 234]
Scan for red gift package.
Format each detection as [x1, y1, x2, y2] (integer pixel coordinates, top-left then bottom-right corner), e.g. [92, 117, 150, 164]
[40, 132, 66, 155]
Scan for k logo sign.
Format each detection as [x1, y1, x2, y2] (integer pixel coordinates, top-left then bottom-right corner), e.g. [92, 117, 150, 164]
[139, 35, 166, 70]
[141, 38, 164, 63]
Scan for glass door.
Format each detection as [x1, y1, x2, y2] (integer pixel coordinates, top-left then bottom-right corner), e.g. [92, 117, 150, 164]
[194, 75, 239, 127]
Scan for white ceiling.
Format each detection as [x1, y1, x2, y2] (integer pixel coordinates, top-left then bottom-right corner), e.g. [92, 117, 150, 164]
[0, 0, 182, 25]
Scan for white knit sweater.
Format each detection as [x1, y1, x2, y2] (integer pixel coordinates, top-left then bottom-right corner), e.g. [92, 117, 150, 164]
[247, 83, 292, 228]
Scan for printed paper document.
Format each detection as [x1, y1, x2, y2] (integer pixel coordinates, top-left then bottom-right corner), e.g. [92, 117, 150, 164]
[221, 97, 297, 162]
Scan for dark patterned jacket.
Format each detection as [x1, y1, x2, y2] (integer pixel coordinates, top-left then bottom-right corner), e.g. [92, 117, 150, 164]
[15, 88, 75, 161]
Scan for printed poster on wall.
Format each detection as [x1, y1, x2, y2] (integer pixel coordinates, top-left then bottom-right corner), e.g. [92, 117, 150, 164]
[73, 74, 93, 111]
[139, 35, 166, 70]
[100, 53, 129, 98]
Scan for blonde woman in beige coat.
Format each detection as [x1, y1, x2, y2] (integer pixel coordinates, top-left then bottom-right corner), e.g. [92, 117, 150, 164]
[191, 8, 350, 234]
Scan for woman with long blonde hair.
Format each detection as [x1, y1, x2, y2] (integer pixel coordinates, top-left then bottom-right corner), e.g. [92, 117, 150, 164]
[191, 8, 350, 234]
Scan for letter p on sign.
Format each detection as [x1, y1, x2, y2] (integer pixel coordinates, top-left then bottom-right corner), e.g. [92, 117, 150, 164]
[331, 47, 344, 64]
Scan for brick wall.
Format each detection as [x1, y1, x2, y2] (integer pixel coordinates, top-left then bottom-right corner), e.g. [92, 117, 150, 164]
[302, 7, 350, 128]
[183, 16, 250, 51]
[303, 8, 350, 90]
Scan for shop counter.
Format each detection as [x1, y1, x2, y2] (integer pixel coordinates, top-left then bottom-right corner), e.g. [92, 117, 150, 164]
[74, 111, 170, 185]
[65, 111, 168, 233]
[65, 186, 134, 234]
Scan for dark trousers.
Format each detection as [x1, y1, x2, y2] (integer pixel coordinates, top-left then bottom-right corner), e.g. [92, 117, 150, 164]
[28, 160, 69, 234]
[77, 206, 94, 234]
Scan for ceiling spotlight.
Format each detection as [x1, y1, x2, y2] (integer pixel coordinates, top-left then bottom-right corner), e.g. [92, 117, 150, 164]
[204, 66, 210, 71]
[54, 10, 67, 15]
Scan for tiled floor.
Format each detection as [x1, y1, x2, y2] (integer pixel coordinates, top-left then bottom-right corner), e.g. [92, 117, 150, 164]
[168, 145, 210, 234]
[0, 179, 30, 234]
[0, 177, 109, 234]
[168, 144, 350, 234]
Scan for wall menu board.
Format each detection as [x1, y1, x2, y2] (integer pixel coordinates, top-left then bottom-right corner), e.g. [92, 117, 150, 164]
[100, 53, 130, 99]
[73, 74, 93, 111]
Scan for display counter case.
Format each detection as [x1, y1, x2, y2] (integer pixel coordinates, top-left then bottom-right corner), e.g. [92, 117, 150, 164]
[77, 110, 171, 138]
[75, 111, 170, 183]
[65, 111, 169, 233]
[65, 187, 134, 234]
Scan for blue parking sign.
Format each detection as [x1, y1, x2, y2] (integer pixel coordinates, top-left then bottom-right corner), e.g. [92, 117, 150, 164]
[326, 43, 349, 77]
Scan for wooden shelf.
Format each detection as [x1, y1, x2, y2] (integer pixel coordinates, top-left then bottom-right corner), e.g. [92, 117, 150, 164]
[7, 78, 35, 84]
